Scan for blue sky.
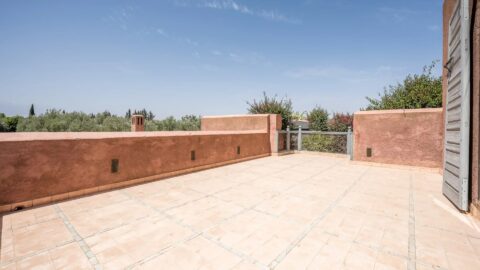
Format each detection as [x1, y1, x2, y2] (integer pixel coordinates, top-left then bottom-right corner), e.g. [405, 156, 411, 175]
[0, 0, 443, 118]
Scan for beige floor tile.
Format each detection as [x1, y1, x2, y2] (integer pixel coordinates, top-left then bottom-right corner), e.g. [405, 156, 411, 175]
[3, 154, 480, 270]
[68, 200, 156, 238]
[373, 252, 407, 270]
[49, 243, 92, 270]
[16, 252, 54, 270]
[13, 218, 73, 258]
[137, 236, 241, 270]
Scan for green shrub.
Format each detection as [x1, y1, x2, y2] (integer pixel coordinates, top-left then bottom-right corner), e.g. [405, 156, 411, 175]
[247, 92, 293, 129]
[328, 113, 353, 132]
[308, 106, 329, 131]
[365, 61, 442, 110]
[302, 134, 347, 154]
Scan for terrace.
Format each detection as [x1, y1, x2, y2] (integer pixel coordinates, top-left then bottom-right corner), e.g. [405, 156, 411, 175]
[1, 153, 479, 270]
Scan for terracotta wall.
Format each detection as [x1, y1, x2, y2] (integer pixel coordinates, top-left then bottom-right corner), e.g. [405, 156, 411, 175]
[201, 115, 270, 131]
[201, 114, 284, 152]
[353, 108, 444, 168]
[0, 130, 270, 209]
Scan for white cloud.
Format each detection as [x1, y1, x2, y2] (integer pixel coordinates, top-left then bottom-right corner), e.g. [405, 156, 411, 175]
[284, 65, 405, 83]
[377, 7, 422, 23]
[203, 0, 252, 15]
[176, 0, 300, 24]
[103, 6, 136, 31]
[211, 49, 270, 65]
[211, 50, 223, 56]
[156, 28, 168, 37]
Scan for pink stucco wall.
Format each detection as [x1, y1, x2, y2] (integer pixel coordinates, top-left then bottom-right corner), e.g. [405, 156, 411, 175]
[0, 131, 270, 208]
[201, 114, 283, 152]
[353, 108, 444, 168]
[201, 114, 270, 131]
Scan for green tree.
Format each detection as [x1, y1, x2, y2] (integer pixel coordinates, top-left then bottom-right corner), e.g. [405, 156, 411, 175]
[29, 104, 35, 117]
[125, 109, 131, 119]
[178, 115, 200, 131]
[0, 113, 7, 132]
[308, 106, 329, 131]
[328, 113, 353, 132]
[247, 92, 293, 129]
[159, 116, 177, 131]
[101, 117, 129, 131]
[365, 61, 442, 110]
[3, 116, 21, 132]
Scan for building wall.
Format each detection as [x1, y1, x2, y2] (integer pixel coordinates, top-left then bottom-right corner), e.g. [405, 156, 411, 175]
[353, 108, 444, 168]
[0, 129, 272, 211]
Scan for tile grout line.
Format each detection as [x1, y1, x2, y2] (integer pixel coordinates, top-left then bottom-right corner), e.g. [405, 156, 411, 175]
[122, 157, 343, 269]
[270, 160, 369, 269]
[54, 205, 102, 270]
[120, 182, 271, 269]
[408, 174, 417, 270]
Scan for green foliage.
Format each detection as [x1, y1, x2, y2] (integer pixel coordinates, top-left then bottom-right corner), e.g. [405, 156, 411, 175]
[247, 92, 293, 129]
[292, 111, 307, 121]
[177, 115, 201, 131]
[302, 134, 347, 154]
[130, 108, 155, 121]
[328, 113, 353, 132]
[0, 113, 10, 132]
[308, 106, 329, 131]
[0, 115, 21, 132]
[14, 109, 200, 132]
[29, 104, 35, 117]
[101, 117, 130, 132]
[365, 61, 442, 110]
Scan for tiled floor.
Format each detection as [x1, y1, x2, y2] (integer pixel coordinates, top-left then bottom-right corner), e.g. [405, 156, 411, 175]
[1, 154, 479, 270]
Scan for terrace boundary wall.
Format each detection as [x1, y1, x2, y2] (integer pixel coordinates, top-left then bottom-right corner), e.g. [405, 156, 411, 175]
[353, 108, 444, 168]
[0, 114, 281, 212]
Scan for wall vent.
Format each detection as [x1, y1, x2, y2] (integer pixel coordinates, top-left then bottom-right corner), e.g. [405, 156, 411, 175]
[366, 148, 372, 157]
[111, 159, 119, 173]
[191, 150, 196, 161]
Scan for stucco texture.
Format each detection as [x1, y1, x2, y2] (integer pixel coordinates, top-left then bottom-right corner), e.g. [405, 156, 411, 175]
[201, 115, 270, 132]
[0, 131, 270, 206]
[353, 108, 444, 168]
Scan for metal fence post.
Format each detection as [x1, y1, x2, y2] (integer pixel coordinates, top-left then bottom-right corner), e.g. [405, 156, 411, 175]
[298, 126, 302, 151]
[274, 130, 279, 153]
[347, 126, 353, 160]
[286, 126, 290, 151]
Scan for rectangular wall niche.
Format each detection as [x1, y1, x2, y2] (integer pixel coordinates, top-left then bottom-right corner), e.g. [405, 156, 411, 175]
[111, 159, 119, 173]
[366, 148, 372, 157]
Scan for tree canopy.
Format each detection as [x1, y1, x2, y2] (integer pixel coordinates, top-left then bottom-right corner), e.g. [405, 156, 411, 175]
[308, 106, 329, 131]
[365, 61, 442, 110]
[29, 104, 35, 117]
[246, 92, 293, 129]
[5, 109, 200, 132]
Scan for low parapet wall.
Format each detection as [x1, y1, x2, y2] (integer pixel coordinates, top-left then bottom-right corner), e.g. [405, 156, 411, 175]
[201, 114, 271, 131]
[353, 108, 444, 168]
[0, 130, 271, 211]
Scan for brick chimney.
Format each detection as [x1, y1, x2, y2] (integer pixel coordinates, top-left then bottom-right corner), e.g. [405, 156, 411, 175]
[131, 115, 145, 132]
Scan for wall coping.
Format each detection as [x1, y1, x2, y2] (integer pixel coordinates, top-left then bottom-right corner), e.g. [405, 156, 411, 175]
[201, 114, 271, 119]
[0, 130, 266, 142]
[354, 108, 443, 115]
